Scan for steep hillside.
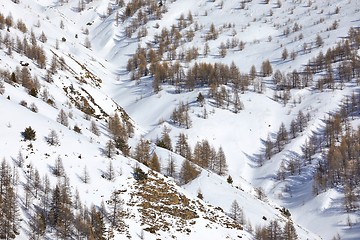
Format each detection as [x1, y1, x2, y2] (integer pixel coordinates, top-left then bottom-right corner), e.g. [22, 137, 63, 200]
[0, 0, 360, 239]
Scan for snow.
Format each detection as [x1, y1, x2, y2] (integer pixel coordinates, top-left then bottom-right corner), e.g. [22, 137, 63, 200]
[1, 0, 360, 239]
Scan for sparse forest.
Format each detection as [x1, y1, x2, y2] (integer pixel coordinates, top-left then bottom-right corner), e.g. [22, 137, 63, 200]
[1, 0, 360, 239]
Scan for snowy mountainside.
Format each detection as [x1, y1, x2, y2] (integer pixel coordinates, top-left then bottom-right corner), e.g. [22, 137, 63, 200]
[0, 52, 252, 239]
[0, 0, 360, 239]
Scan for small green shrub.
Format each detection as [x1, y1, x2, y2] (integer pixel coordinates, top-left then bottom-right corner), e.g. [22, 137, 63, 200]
[23, 126, 36, 141]
[133, 167, 147, 181]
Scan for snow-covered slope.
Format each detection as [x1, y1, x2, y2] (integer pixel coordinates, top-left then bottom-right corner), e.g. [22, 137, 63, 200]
[1, 0, 360, 239]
